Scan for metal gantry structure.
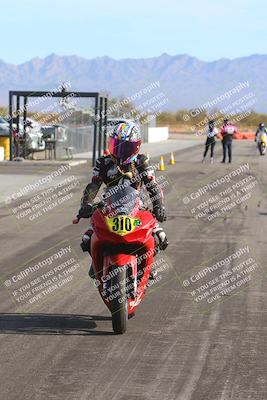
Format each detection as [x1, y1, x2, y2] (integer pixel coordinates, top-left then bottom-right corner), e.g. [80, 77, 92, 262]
[8, 90, 108, 166]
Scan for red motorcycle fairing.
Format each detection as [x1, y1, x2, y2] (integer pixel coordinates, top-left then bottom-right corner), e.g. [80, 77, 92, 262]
[92, 209, 155, 244]
[90, 209, 156, 315]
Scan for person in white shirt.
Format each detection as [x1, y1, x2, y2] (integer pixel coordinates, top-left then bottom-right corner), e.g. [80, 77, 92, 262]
[202, 120, 218, 164]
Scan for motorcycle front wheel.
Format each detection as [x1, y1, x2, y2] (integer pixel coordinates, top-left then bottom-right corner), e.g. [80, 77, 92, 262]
[110, 266, 128, 334]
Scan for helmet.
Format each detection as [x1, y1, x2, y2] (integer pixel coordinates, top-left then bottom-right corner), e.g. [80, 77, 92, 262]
[259, 122, 265, 128]
[108, 123, 141, 165]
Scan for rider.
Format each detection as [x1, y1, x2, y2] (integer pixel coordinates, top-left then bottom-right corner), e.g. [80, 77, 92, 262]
[255, 123, 267, 143]
[75, 122, 168, 276]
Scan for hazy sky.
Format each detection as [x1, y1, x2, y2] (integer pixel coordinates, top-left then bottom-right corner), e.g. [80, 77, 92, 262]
[1, 0, 267, 63]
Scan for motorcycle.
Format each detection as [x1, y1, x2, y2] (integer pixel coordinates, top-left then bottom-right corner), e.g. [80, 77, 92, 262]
[259, 134, 267, 155]
[75, 182, 156, 334]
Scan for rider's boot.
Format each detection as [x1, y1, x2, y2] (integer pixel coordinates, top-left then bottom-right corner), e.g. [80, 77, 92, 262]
[149, 224, 168, 280]
[80, 226, 93, 253]
[88, 262, 96, 279]
[153, 224, 168, 251]
[80, 227, 96, 279]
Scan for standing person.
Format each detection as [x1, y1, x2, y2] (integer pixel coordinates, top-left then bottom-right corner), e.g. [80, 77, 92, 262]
[221, 118, 237, 163]
[202, 120, 218, 164]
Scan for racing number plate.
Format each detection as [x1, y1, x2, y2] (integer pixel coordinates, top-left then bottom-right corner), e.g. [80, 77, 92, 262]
[106, 215, 141, 236]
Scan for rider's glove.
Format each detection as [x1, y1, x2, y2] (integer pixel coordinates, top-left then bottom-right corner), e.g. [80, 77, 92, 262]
[77, 204, 94, 219]
[153, 205, 167, 222]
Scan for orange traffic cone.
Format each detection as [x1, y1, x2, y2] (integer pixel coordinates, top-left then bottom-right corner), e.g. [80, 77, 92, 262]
[169, 152, 175, 165]
[159, 156, 166, 171]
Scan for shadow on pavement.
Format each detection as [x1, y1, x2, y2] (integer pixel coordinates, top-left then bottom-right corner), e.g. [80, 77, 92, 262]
[0, 313, 114, 336]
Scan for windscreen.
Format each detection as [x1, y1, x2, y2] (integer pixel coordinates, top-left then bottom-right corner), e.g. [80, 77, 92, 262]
[103, 183, 139, 217]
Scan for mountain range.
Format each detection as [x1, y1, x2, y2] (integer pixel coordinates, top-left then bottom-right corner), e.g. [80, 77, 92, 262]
[0, 53, 266, 112]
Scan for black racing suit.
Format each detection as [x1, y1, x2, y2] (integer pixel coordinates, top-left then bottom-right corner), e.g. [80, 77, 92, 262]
[81, 154, 163, 209]
[78, 154, 168, 253]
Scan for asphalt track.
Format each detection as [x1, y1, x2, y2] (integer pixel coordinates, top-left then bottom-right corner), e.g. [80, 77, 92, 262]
[0, 140, 267, 400]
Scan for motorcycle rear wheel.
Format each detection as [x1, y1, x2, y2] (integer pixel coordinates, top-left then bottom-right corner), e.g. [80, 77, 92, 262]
[110, 266, 128, 334]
